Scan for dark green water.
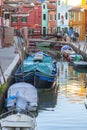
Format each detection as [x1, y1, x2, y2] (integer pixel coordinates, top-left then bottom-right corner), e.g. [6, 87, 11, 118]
[36, 61, 87, 130]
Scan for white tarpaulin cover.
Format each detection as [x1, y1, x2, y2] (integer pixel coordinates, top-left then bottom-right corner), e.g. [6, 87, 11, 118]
[6, 82, 38, 110]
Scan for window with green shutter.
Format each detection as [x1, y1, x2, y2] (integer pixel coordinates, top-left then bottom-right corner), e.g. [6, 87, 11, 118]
[12, 17, 17, 22]
[29, 28, 34, 35]
[22, 17, 27, 22]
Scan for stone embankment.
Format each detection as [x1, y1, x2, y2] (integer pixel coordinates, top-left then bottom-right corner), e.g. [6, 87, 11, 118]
[70, 41, 87, 60]
[0, 46, 20, 86]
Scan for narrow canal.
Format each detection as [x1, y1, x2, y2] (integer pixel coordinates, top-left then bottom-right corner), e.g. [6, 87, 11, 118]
[36, 61, 87, 130]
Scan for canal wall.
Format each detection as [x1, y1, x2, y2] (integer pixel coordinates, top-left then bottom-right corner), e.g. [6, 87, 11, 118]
[70, 41, 87, 61]
[0, 54, 20, 112]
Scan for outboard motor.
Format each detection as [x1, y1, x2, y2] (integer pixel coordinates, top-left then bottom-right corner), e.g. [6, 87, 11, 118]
[16, 92, 27, 113]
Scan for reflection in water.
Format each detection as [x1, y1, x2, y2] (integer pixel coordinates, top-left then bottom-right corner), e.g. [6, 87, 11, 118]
[57, 62, 68, 85]
[36, 61, 87, 130]
[38, 87, 58, 111]
[57, 62, 87, 103]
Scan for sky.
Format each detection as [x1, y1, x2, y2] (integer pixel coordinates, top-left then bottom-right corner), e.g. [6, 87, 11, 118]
[68, 0, 81, 6]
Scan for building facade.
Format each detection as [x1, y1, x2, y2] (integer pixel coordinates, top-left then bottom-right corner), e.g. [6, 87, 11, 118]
[11, 2, 42, 38]
[56, 0, 71, 34]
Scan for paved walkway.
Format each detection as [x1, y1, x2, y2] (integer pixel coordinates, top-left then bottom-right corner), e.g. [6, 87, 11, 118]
[0, 45, 17, 76]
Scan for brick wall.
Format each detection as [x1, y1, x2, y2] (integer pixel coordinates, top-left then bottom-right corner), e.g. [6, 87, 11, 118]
[3, 27, 14, 47]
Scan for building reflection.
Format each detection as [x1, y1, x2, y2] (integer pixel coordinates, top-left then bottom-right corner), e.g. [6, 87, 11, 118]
[37, 87, 58, 111]
[57, 62, 87, 103]
[57, 62, 68, 86]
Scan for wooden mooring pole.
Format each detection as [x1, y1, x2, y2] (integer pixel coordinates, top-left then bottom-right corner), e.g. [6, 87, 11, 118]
[0, 65, 6, 86]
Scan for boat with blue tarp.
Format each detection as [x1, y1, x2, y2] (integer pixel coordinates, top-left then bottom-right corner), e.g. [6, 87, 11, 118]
[15, 52, 57, 88]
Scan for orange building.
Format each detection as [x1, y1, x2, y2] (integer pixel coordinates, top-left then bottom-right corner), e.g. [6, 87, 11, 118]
[68, 5, 87, 41]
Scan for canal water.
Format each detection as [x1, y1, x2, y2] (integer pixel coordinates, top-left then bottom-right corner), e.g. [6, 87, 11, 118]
[36, 61, 87, 130]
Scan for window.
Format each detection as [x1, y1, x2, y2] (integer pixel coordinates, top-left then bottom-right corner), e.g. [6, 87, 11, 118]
[29, 28, 34, 35]
[73, 12, 76, 21]
[18, 2, 24, 5]
[14, 29, 17, 35]
[64, 28, 68, 33]
[22, 17, 27, 22]
[65, 12, 68, 19]
[43, 4, 45, 9]
[69, 12, 73, 20]
[50, 27, 52, 33]
[17, 8, 21, 12]
[5, 14, 9, 19]
[86, 0, 87, 4]
[54, 14, 56, 20]
[58, 13, 60, 19]
[58, 0, 60, 5]
[43, 27, 46, 35]
[57, 27, 60, 33]
[43, 14, 46, 20]
[78, 12, 81, 21]
[50, 15, 52, 20]
[12, 17, 17, 22]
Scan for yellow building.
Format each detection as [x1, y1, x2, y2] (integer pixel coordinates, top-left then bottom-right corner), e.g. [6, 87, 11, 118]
[68, 5, 87, 41]
[82, 0, 87, 8]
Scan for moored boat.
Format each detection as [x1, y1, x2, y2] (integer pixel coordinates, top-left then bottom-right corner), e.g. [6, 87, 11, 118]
[61, 45, 75, 58]
[67, 53, 83, 63]
[0, 109, 36, 130]
[5, 82, 38, 112]
[73, 61, 87, 69]
[74, 67, 87, 73]
[15, 52, 57, 89]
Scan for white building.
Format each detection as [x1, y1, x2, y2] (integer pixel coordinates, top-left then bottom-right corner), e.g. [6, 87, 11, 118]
[56, 0, 71, 34]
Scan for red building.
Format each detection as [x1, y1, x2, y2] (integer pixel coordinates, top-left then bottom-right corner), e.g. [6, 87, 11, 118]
[11, 2, 42, 38]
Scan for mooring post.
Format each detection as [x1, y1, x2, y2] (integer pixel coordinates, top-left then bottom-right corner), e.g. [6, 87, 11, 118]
[0, 65, 6, 83]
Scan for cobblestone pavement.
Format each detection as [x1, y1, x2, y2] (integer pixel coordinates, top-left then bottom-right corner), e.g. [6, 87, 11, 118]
[0, 45, 17, 77]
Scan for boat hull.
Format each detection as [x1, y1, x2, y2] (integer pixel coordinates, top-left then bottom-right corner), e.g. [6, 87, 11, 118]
[15, 52, 57, 89]
[15, 71, 34, 84]
[0, 110, 36, 130]
[73, 61, 87, 69]
[34, 72, 57, 88]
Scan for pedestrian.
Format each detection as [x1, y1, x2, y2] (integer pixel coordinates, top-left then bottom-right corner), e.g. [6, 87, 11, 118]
[68, 27, 73, 42]
[74, 31, 79, 42]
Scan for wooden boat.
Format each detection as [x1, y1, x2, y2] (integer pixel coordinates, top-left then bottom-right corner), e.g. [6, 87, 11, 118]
[0, 109, 36, 130]
[15, 52, 57, 89]
[73, 61, 87, 69]
[5, 82, 38, 112]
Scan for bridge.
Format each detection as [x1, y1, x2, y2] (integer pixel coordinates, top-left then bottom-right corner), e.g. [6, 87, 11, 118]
[29, 38, 70, 45]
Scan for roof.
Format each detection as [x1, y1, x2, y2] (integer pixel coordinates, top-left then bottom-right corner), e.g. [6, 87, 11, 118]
[68, 5, 84, 12]
[47, 3, 56, 9]
[4, 0, 40, 4]
[2, 4, 16, 12]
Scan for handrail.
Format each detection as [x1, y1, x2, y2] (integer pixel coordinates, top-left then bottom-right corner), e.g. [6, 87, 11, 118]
[0, 108, 35, 119]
